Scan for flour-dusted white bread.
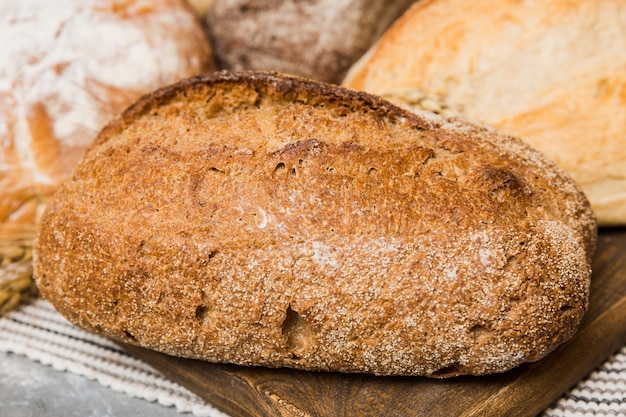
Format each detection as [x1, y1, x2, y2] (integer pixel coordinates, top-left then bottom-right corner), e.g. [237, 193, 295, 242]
[34, 71, 596, 377]
[343, 0, 626, 226]
[205, 0, 415, 84]
[0, 0, 214, 227]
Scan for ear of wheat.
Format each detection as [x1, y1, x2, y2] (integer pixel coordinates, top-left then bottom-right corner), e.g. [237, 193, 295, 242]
[0, 224, 38, 316]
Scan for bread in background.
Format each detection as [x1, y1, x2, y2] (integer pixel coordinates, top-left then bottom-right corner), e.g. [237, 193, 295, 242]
[205, 0, 416, 84]
[186, 0, 213, 17]
[0, 0, 215, 227]
[343, 0, 626, 226]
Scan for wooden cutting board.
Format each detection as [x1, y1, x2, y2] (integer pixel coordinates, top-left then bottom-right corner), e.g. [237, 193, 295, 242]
[123, 228, 626, 417]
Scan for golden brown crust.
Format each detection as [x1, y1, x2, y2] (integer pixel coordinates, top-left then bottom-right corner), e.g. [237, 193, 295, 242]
[34, 70, 596, 377]
[0, 0, 214, 228]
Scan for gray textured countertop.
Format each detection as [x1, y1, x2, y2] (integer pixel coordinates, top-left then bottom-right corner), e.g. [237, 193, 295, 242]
[0, 351, 184, 417]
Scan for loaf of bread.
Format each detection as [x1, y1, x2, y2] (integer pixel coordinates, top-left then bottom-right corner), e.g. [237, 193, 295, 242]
[205, 0, 415, 84]
[0, 0, 214, 228]
[342, 0, 626, 226]
[34, 71, 596, 377]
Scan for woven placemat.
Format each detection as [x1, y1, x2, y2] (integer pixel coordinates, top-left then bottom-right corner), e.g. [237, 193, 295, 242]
[0, 298, 226, 417]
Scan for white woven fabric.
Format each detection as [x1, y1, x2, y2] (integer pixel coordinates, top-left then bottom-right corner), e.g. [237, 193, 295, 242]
[0, 298, 227, 417]
[543, 348, 626, 417]
[1, 297, 625, 416]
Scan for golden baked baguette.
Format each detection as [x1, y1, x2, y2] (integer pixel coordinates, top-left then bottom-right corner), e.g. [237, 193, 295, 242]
[343, 0, 626, 226]
[34, 71, 596, 377]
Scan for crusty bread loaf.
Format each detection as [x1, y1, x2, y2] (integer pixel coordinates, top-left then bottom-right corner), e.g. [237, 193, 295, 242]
[34, 71, 596, 377]
[205, 0, 415, 84]
[342, 0, 626, 226]
[0, 0, 214, 228]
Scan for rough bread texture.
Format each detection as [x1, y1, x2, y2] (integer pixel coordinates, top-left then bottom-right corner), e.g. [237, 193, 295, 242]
[34, 71, 596, 377]
[0, 0, 214, 228]
[205, 0, 415, 84]
[342, 0, 626, 226]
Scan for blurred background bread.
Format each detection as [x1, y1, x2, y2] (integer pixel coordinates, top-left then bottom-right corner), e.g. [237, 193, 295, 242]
[0, 0, 214, 228]
[205, 0, 415, 84]
[343, 0, 626, 226]
[186, 0, 213, 17]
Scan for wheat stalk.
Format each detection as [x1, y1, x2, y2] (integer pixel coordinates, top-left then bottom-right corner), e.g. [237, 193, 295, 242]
[383, 88, 464, 118]
[0, 224, 38, 316]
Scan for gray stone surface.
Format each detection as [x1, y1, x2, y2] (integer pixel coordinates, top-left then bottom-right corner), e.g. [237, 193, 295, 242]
[0, 351, 184, 417]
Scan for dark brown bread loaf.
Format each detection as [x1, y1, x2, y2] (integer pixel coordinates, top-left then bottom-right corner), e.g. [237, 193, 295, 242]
[33, 71, 596, 377]
[205, 0, 415, 84]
